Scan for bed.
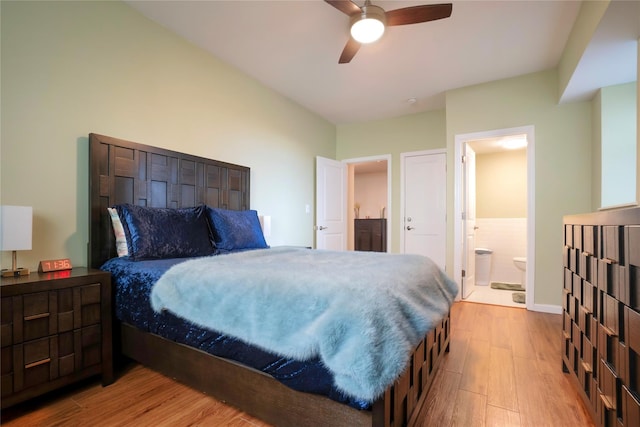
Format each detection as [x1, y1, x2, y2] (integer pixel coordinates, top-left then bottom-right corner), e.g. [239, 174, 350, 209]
[88, 133, 455, 427]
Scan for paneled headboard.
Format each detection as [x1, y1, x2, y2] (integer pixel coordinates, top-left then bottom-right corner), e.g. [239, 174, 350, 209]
[88, 133, 250, 269]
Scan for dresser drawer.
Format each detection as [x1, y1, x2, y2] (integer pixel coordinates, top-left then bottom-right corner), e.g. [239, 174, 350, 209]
[622, 385, 640, 427]
[603, 225, 624, 265]
[1, 283, 102, 347]
[1, 292, 56, 345]
[583, 225, 597, 256]
[76, 283, 101, 329]
[1, 324, 102, 397]
[1, 297, 13, 348]
[627, 226, 640, 311]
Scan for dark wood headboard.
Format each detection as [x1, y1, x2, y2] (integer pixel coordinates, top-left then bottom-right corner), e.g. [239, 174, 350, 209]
[88, 133, 250, 269]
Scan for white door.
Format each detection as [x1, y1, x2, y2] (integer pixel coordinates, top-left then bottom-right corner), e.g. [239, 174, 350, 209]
[402, 152, 446, 270]
[462, 145, 477, 298]
[315, 157, 347, 250]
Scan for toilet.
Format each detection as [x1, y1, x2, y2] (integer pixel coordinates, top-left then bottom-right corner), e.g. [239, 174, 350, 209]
[513, 257, 526, 289]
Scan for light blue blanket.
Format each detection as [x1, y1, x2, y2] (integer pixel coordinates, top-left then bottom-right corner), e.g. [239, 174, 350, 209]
[151, 247, 457, 401]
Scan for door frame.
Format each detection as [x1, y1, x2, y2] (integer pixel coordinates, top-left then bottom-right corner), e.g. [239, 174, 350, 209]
[453, 126, 535, 310]
[343, 154, 392, 252]
[400, 149, 447, 262]
[462, 144, 477, 299]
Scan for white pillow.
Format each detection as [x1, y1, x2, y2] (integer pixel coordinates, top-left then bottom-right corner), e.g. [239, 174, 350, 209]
[107, 207, 129, 257]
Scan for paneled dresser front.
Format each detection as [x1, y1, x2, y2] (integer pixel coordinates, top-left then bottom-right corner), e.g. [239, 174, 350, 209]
[1, 268, 113, 408]
[562, 207, 640, 427]
[355, 218, 387, 252]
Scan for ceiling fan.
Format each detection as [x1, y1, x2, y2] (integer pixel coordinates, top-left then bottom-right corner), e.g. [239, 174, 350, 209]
[325, 0, 453, 63]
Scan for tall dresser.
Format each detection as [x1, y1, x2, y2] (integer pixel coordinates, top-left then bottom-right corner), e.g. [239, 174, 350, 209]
[562, 207, 640, 427]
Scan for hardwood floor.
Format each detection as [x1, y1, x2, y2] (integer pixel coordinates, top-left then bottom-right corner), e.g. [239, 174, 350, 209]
[417, 302, 595, 427]
[2, 302, 595, 427]
[1, 362, 271, 427]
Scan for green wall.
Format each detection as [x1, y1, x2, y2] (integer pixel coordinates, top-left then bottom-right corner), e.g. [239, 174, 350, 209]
[557, 0, 610, 100]
[592, 91, 603, 211]
[1, 1, 335, 270]
[447, 70, 592, 308]
[336, 110, 446, 253]
[476, 149, 527, 218]
[337, 70, 592, 308]
[592, 82, 638, 210]
[599, 82, 637, 208]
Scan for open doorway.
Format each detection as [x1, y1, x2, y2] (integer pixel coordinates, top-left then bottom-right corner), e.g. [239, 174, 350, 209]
[345, 155, 392, 252]
[454, 126, 535, 310]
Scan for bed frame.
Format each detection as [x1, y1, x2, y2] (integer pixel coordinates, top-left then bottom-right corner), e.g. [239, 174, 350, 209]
[88, 133, 451, 427]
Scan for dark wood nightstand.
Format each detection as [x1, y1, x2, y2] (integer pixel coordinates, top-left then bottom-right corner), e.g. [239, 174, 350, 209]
[0, 268, 113, 409]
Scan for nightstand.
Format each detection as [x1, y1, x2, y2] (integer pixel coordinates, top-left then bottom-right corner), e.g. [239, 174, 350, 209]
[0, 268, 113, 409]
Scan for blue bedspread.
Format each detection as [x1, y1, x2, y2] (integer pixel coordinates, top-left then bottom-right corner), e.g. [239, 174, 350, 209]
[101, 255, 369, 410]
[151, 247, 458, 402]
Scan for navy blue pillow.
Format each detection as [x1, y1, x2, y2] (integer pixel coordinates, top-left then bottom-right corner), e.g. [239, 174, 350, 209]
[206, 207, 268, 252]
[116, 204, 215, 260]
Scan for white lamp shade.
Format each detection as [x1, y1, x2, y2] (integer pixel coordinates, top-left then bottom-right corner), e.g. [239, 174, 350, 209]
[1, 206, 33, 251]
[259, 215, 271, 238]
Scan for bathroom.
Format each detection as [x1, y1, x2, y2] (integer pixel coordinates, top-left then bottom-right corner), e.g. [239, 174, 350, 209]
[464, 136, 528, 308]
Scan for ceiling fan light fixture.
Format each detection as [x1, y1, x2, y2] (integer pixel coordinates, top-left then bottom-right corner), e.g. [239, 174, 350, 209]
[350, 5, 386, 44]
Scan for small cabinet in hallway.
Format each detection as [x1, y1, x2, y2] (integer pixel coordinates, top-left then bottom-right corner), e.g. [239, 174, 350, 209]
[354, 219, 387, 252]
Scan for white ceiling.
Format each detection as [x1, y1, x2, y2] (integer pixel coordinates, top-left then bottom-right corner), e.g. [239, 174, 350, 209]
[127, 0, 638, 125]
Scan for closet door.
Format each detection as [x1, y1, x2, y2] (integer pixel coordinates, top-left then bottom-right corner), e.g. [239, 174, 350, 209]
[401, 151, 446, 270]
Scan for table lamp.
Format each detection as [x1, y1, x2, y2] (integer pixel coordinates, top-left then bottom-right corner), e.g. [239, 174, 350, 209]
[1, 205, 33, 277]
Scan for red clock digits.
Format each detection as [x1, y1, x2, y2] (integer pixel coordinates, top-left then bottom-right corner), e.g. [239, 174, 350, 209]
[38, 258, 72, 273]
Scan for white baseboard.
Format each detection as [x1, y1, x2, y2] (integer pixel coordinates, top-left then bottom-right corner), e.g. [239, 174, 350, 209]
[530, 303, 562, 314]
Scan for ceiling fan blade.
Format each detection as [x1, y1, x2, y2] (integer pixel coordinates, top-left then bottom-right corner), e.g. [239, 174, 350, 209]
[325, 0, 361, 16]
[339, 38, 361, 64]
[386, 4, 453, 26]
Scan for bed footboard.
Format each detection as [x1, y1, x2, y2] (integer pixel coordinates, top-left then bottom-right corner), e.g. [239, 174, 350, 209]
[374, 311, 451, 427]
[119, 310, 450, 427]
[120, 322, 370, 427]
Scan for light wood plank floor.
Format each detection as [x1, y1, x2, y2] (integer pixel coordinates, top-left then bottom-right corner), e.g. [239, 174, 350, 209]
[2, 302, 595, 427]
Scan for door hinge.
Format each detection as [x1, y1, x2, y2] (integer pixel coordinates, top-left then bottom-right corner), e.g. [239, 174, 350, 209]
[462, 155, 466, 163]
[462, 269, 466, 278]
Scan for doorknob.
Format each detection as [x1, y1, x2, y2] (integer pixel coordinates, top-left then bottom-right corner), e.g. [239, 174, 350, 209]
[317, 226, 328, 230]
[406, 226, 414, 231]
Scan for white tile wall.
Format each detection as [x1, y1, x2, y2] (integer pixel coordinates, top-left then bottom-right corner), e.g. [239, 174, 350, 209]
[474, 218, 527, 285]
